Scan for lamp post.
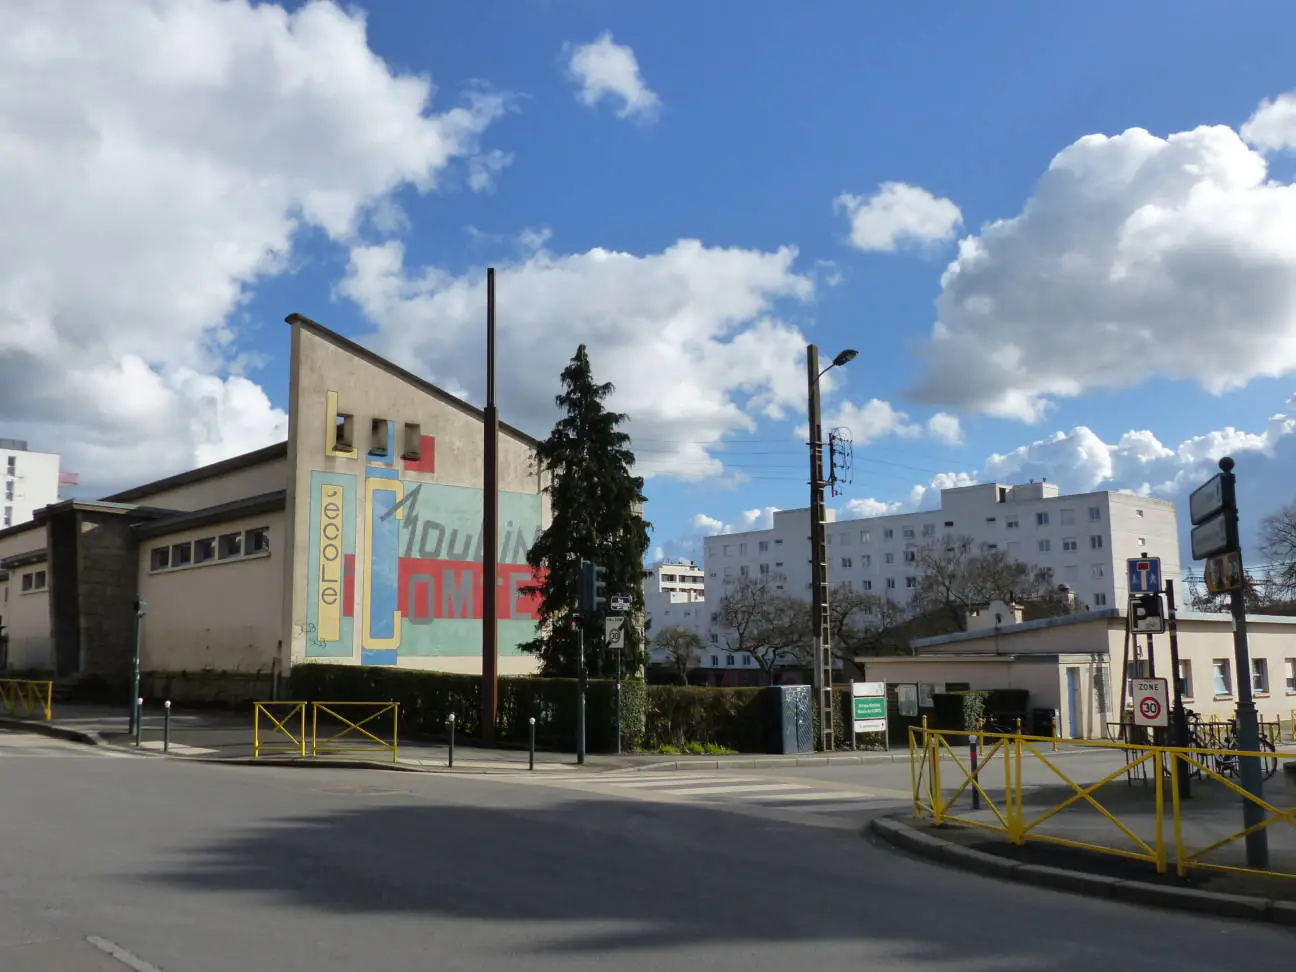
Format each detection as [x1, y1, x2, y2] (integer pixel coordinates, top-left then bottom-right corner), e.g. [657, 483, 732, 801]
[807, 344, 858, 753]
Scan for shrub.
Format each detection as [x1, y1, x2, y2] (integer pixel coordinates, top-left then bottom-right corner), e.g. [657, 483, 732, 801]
[640, 686, 766, 752]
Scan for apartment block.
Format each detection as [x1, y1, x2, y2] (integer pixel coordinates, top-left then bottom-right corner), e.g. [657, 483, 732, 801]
[0, 439, 60, 529]
[702, 481, 1180, 615]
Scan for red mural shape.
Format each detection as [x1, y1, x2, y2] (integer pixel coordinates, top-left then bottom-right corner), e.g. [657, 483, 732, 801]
[402, 434, 437, 474]
[398, 559, 543, 622]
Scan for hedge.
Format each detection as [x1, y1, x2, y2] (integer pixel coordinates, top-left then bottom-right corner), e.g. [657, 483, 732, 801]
[288, 664, 881, 754]
[289, 663, 644, 753]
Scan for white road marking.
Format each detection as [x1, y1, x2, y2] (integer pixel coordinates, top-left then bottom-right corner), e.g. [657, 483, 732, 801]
[86, 935, 165, 972]
[656, 782, 812, 796]
[138, 741, 218, 755]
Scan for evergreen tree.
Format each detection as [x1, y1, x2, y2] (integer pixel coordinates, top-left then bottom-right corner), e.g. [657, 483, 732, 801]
[524, 345, 651, 677]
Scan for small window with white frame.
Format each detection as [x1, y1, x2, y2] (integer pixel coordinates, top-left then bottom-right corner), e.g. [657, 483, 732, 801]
[1213, 658, 1232, 696]
[1036, 511, 1049, 526]
[1252, 658, 1269, 694]
[1062, 537, 1077, 551]
[1177, 659, 1193, 699]
[1090, 535, 1104, 550]
[245, 527, 270, 554]
[1285, 658, 1296, 692]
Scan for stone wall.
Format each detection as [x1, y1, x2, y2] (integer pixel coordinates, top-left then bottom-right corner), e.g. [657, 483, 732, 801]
[74, 511, 140, 682]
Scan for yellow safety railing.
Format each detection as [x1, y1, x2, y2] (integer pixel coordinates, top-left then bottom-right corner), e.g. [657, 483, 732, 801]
[0, 679, 53, 720]
[252, 701, 307, 758]
[909, 725, 1296, 882]
[311, 702, 399, 763]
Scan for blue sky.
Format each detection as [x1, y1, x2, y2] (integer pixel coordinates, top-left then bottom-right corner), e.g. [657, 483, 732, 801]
[4, 0, 1296, 574]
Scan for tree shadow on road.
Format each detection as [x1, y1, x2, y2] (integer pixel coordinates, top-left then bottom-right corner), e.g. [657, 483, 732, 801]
[134, 790, 1287, 968]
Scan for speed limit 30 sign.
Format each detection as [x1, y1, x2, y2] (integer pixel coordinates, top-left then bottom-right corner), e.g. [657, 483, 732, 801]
[1131, 677, 1169, 728]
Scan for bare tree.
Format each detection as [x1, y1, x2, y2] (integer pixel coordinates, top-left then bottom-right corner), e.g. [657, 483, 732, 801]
[829, 582, 909, 658]
[651, 626, 705, 685]
[1259, 502, 1296, 602]
[910, 534, 1060, 628]
[717, 573, 812, 684]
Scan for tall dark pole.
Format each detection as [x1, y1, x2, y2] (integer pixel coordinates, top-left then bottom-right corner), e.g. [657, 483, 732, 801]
[1217, 458, 1267, 867]
[481, 267, 500, 744]
[806, 344, 833, 752]
[1165, 578, 1190, 799]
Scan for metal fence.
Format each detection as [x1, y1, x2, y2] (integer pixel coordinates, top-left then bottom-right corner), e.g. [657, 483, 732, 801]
[0, 679, 53, 720]
[253, 701, 398, 762]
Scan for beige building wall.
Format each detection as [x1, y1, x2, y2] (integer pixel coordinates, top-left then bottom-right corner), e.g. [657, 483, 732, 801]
[1120, 612, 1296, 726]
[137, 511, 285, 674]
[104, 447, 288, 512]
[284, 318, 547, 677]
[0, 523, 52, 670]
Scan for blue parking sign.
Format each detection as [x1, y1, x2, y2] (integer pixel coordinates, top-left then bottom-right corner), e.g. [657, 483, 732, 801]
[1127, 557, 1162, 595]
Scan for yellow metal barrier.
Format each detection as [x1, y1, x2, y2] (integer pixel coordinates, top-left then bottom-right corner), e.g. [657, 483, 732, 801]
[253, 701, 307, 758]
[909, 726, 1296, 882]
[0, 679, 53, 720]
[311, 702, 399, 763]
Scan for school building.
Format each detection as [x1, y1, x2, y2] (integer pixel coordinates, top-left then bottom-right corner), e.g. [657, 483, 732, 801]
[0, 314, 548, 700]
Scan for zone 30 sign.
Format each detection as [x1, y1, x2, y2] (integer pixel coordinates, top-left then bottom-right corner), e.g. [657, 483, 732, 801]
[1131, 677, 1169, 728]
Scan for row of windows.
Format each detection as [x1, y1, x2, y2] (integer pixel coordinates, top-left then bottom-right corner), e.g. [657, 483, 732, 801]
[20, 568, 46, 592]
[1176, 658, 1296, 699]
[149, 527, 271, 573]
[716, 508, 1122, 558]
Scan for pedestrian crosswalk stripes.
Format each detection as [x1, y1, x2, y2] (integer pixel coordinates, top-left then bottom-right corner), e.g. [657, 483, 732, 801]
[484, 768, 912, 822]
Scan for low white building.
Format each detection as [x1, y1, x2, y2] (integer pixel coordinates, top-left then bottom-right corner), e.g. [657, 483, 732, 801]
[859, 605, 1296, 741]
[703, 481, 1180, 615]
[0, 439, 60, 529]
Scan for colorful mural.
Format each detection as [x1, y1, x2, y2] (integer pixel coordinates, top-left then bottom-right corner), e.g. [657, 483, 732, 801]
[305, 423, 543, 665]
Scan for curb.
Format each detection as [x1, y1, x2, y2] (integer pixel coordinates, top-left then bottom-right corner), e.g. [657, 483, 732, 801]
[626, 751, 902, 771]
[869, 814, 1296, 926]
[0, 716, 107, 747]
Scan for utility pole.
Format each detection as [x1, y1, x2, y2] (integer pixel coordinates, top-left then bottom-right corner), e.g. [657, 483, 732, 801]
[481, 267, 500, 744]
[806, 345, 833, 753]
[1165, 578, 1190, 799]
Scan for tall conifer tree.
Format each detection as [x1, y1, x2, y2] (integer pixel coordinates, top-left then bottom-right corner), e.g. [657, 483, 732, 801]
[524, 345, 650, 676]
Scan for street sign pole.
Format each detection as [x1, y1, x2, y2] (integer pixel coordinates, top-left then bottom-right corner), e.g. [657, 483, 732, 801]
[1190, 457, 1266, 868]
[1165, 578, 1190, 799]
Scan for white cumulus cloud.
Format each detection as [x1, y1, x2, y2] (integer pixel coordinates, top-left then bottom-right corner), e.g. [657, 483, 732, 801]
[909, 104, 1296, 421]
[340, 238, 816, 480]
[837, 392, 1296, 556]
[565, 31, 660, 121]
[927, 412, 963, 445]
[0, 0, 510, 488]
[834, 182, 962, 253]
[1241, 92, 1296, 152]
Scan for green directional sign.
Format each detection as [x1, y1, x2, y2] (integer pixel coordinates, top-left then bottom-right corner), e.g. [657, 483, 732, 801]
[853, 695, 886, 721]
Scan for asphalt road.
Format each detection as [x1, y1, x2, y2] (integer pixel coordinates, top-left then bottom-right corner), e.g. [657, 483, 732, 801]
[0, 729, 1292, 971]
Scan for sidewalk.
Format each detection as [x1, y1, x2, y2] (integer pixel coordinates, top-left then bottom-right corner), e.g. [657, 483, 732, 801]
[0, 703, 906, 773]
[872, 758, 1296, 923]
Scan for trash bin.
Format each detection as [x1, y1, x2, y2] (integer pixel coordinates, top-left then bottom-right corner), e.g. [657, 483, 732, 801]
[764, 684, 813, 754]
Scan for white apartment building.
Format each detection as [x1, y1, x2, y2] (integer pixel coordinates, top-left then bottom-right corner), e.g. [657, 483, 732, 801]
[643, 558, 766, 676]
[702, 481, 1181, 617]
[0, 439, 60, 529]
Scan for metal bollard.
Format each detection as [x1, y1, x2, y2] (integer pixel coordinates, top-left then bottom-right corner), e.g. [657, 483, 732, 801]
[135, 698, 143, 747]
[529, 716, 536, 771]
[163, 700, 171, 753]
[969, 733, 980, 811]
[447, 713, 456, 768]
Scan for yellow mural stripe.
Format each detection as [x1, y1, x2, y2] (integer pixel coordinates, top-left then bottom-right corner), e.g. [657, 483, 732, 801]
[317, 483, 345, 643]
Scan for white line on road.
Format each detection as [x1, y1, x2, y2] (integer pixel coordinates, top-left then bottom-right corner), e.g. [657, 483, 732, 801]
[607, 776, 779, 789]
[654, 782, 812, 796]
[86, 935, 165, 972]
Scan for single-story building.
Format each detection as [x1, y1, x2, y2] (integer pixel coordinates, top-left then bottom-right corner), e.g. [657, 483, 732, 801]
[0, 314, 550, 700]
[857, 603, 1296, 739]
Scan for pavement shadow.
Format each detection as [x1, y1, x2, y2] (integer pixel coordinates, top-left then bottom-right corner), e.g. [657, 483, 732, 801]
[134, 791, 1292, 966]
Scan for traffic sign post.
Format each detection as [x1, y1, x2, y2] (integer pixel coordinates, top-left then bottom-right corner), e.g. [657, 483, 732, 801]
[604, 616, 625, 648]
[851, 681, 887, 748]
[1189, 457, 1267, 868]
[1127, 557, 1163, 595]
[1129, 593, 1165, 634]
[609, 594, 631, 613]
[1131, 677, 1169, 728]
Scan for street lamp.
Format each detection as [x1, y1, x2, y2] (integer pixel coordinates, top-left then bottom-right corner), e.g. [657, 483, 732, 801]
[807, 344, 857, 753]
